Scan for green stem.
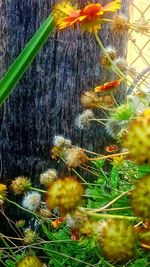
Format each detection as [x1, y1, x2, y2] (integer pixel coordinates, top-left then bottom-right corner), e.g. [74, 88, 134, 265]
[0, 234, 16, 259]
[94, 32, 143, 94]
[60, 157, 87, 184]
[111, 93, 119, 107]
[94, 32, 126, 80]
[30, 187, 46, 193]
[140, 232, 150, 238]
[0, 258, 7, 267]
[91, 190, 129, 212]
[90, 118, 106, 126]
[78, 208, 139, 221]
[6, 198, 38, 219]
[95, 248, 115, 267]
[89, 151, 129, 161]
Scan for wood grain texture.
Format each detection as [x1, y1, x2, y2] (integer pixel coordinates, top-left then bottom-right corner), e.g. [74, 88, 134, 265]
[0, 0, 129, 180]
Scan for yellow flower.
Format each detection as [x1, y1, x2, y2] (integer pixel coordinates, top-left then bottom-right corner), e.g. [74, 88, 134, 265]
[52, 1, 81, 30]
[80, 1, 121, 33]
[53, 1, 121, 33]
[113, 155, 124, 166]
[46, 176, 84, 215]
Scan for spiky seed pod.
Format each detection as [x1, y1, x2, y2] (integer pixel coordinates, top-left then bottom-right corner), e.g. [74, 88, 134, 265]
[23, 229, 37, 245]
[38, 208, 51, 218]
[46, 176, 84, 215]
[99, 219, 137, 262]
[17, 255, 46, 267]
[123, 109, 150, 164]
[15, 220, 26, 228]
[81, 91, 101, 109]
[64, 148, 88, 168]
[11, 176, 31, 195]
[131, 175, 150, 219]
[51, 145, 64, 159]
[111, 102, 136, 121]
[53, 135, 71, 148]
[112, 14, 129, 35]
[40, 169, 57, 186]
[75, 109, 94, 129]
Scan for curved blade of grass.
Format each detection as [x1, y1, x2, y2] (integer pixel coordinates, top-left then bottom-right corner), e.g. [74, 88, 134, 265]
[0, 15, 54, 105]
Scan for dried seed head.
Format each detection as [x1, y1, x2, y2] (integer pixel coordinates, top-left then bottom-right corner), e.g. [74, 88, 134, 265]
[105, 119, 124, 139]
[75, 109, 94, 129]
[113, 57, 127, 71]
[53, 135, 71, 148]
[11, 177, 31, 195]
[112, 14, 129, 35]
[134, 17, 150, 35]
[81, 91, 101, 108]
[22, 191, 41, 211]
[100, 46, 116, 68]
[46, 176, 84, 215]
[64, 148, 88, 168]
[131, 175, 150, 219]
[40, 169, 57, 186]
[38, 208, 52, 218]
[100, 95, 115, 107]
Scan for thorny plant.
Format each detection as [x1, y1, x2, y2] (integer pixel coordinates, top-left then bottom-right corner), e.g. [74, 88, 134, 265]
[0, 1, 150, 266]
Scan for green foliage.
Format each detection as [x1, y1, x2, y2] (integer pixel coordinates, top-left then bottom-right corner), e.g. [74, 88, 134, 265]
[42, 224, 99, 266]
[111, 102, 136, 121]
[0, 15, 54, 105]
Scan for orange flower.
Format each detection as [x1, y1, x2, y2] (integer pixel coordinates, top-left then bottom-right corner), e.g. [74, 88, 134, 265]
[52, 1, 83, 30]
[80, 1, 121, 33]
[94, 79, 122, 94]
[105, 144, 118, 153]
[52, 217, 65, 228]
[53, 1, 121, 32]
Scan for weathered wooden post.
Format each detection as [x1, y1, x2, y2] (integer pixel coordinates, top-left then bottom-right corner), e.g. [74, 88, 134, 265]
[0, 0, 129, 181]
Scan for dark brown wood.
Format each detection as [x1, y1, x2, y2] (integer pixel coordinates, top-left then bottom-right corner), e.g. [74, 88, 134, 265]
[0, 0, 129, 181]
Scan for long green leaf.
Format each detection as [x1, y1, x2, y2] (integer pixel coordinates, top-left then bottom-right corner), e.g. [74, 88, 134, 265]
[0, 14, 54, 105]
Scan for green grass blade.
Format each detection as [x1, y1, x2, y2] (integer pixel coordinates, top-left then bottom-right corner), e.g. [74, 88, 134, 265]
[0, 14, 54, 105]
